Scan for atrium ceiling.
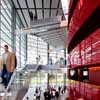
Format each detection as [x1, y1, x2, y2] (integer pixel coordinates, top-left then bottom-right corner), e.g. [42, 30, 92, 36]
[13, 0, 68, 48]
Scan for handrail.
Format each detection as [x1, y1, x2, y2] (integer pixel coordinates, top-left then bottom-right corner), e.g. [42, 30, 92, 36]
[22, 64, 40, 100]
[1, 64, 39, 100]
[2, 70, 16, 100]
[1, 63, 49, 100]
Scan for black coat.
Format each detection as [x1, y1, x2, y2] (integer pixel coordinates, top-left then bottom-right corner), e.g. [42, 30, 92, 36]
[44, 92, 51, 100]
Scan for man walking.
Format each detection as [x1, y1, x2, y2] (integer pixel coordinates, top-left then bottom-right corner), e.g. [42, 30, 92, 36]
[0, 45, 15, 88]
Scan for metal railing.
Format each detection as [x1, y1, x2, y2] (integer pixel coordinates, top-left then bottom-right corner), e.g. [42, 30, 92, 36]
[1, 70, 16, 100]
[1, 64, 40, 100]
[1, 68, 26, 100]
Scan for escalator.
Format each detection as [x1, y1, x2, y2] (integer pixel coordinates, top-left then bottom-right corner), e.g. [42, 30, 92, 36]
[0, 64, 67, 100]
[0, 64, 42, 100]
[0, 70, 23, 100]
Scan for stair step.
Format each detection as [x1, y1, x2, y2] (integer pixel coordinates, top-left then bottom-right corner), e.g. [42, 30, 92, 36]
[0, 84, 5, 92]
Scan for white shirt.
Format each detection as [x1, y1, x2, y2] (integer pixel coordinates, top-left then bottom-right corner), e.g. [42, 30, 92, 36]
[3, 52, 8, 64]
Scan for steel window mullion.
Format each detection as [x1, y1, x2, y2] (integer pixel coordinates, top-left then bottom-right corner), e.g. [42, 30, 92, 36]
[49, 0, 52, 17]
[1, 22, 11, 33]
[1, 12, 11, 26]
[17, 0, 28, 27]
[1, 36, 11, 43]
[1, 29, 12, 40]
[25, 0, 30, 18]
[1, 21, 11, 32]
[10, 0, 25, 28]
[1, 21, 10, 30]
[1, 5, 11, 20]
[16, 13, 25, 28]
[1, 37, 11, 44]
[16, 11, 24, 28]
[0, 38, 12, 47]
[42, 0, 44, 19]
[0, 1, 1, 56]
[7, 0, 13, 7]
[33, 0, 37, 17]
[16, 8, 62, 10]
[56, 0, 60, 16]
[2, 0, 11, 13]
[1, 25, 10, 35]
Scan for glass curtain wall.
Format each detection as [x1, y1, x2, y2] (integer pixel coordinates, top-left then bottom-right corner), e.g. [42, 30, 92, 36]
[27, 35, 65, 65]
[15, 13, 27, 69]
[30, 72, 48, 91]
[0, 0, 12, 56]
[49, 46, 65, 65]
[49, 73, 64, 88]
[27, 35, 47, 65]
[0, 0, 27, 69]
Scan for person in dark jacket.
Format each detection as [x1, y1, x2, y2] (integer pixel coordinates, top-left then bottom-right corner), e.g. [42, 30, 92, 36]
[44, 90, 48, 100]
[13, 48, 17, 68]
[55, 91, 59, 100]
[58, 86, 61, 93]
[44, 90, 51, 100]
[35, 88, 40, 100]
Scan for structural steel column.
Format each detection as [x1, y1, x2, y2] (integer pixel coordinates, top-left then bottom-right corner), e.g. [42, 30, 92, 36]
[56, 72, 57, 86]
[0, 0, 1, 54]
[47, 44, 50, 64]
[26, 34, 27, 62]
[64, 73, 67, 86]
[47, 44, 50, 88]
[64, 48, 67, 86]
[47, 73, 49, 88]
[11, 5, 16, 52]
[19, 31, 21, 67]
[64, 48, 67, 66]
[36, 37, 39, 64]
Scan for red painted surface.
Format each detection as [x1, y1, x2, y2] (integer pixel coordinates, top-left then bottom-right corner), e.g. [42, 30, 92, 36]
[68, 0, 100, 46]
[68, 80, 100, 100]
[89, 67, 100, 85]
[68, 29, 100, 68]
[68, 0, 100, 99]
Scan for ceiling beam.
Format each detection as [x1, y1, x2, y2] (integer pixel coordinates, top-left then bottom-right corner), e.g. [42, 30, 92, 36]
[37, 30, 65, 37]
[34, 26, 66, 35]
[16, 8, 62, 10]
[47, 40, 64, 46]
[42, 34, 65, 41]
[41, 34, 65, 41]
[44, 39, 65, 46]
[42, 33, 66, 43]
[33, 0, 37, 17]
[42, 0, 44, 19]
[49, 0, 52, 17]
[44, 38, 62, 43]
[17, 0, 28, 27]
[56, 0, 60, 16]
[11, 0, 25, 27]
[25, 0, 30, 18]
[24, 22, 60, 31]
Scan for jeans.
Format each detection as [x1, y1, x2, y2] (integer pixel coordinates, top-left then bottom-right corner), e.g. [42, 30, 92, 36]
[0, 65, 13, 87]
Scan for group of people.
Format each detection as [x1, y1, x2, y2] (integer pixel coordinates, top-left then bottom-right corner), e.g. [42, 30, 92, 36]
[44, 86, 66, 100]
[44, 89, 59, 100]
[34, 86, 66, 100]
[0, 45, 16, 88]
[34, 87, 41, 100]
